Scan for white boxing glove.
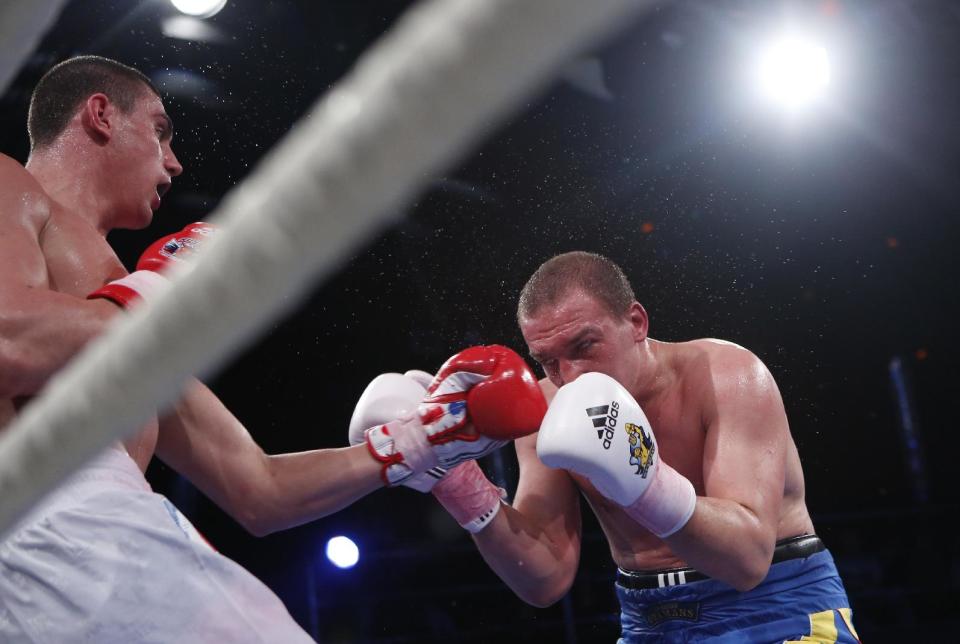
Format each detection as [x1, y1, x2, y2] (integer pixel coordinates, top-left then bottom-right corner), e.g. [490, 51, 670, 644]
[348, 371, 447, 491]
[537, 372, 696, 538]
[351, 370, 506, 532]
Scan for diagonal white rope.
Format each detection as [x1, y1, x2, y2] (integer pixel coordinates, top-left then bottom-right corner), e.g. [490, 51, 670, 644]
[0, 0, 71, 94]
[0, 0, 658, 536]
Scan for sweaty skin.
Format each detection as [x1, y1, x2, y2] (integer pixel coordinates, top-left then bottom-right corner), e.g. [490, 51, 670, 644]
[468, 288, 814, 605]
[43, 203, 162, 469]
[0, 88, 179, 470]
[531, 339, 813, 573]
[0, 89, 383, 535]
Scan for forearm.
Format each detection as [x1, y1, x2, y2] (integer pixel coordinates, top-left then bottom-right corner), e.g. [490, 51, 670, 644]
[472, 504, 580, 607]
[159, 381, 386, 536]
[0, 292, 117, 396]
[665, 497, 776, 591]
[252, 445, 383, 535]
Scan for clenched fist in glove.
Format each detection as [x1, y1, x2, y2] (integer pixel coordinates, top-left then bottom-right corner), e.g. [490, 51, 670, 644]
[364, 345, 547, 487]
[537, 372, 697, 539]
[347, 370, 447, 492]
[87, 222, 218, 307]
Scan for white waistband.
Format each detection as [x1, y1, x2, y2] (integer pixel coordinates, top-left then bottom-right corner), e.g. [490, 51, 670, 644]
[67, 445, 152, 490]
[12, 445, 151, 529]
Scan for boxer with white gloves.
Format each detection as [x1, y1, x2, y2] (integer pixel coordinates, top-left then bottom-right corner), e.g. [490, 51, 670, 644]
[447, 251, 857, 643]
[537, 372, 696, 539]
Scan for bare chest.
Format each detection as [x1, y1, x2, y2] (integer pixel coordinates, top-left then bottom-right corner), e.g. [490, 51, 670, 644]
[632, 392, 704, 485]
[37, 214, 156, 470]
[574, 393, 705, 570]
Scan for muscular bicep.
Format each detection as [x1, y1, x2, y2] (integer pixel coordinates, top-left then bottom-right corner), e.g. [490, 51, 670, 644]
[700, 353, 788, 536]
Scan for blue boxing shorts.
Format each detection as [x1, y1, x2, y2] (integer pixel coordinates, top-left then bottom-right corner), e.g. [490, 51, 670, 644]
[615, 535, 860, 643]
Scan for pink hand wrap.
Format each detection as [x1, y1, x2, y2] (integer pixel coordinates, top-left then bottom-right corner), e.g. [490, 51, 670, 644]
[622, 460, 697, 538]
[432, 461, 506, 533]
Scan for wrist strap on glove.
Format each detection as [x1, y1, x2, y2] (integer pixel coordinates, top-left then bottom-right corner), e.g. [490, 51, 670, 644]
[87, 270, 170, 308]
[622, 460, 697, 538]
[432, 460, 506, 533]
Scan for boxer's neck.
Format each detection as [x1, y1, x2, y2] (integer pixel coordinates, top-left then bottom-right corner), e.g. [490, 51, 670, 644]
[27, 140, 115, 236]
[630, 339, 677, 408]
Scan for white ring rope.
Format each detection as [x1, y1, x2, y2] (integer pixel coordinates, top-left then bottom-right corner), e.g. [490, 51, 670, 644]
[0, 0, 658, 536]
[0, 0, 71, 94]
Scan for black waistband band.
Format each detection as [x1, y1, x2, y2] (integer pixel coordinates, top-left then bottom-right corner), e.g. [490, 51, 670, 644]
[616, 534, 825, 590]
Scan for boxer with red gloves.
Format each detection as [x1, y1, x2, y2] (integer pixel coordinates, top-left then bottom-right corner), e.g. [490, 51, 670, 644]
[0, 57, 335, 642]
[88, 222, 218, 307]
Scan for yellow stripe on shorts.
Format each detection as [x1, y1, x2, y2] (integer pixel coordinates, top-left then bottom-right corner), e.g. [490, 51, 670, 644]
[838, 607, 860, 641]
[783, 609, 838, 644]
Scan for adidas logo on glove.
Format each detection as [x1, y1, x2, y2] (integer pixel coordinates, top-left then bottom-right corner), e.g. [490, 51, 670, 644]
[585, 401, 619, 450]
[539, 373, 697, 539]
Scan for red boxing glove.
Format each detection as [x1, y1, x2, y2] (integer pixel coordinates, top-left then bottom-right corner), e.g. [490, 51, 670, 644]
[363, 345, 547, 485]
[135, 222, 218, 274]
[88, 222, 218, 308]
[423, 344, 547, 441]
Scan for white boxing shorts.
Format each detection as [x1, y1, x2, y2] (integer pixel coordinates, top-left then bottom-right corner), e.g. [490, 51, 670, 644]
[0, 446, 313, 643]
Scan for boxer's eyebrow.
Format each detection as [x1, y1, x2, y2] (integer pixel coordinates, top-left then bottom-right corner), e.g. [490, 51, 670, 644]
[566, 328, 597, 349]
[529, 326, 599, 363]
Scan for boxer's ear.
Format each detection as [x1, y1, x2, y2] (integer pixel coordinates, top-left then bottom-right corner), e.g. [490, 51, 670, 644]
[80, 93, 114, 143]
[626, 301, 648, 343]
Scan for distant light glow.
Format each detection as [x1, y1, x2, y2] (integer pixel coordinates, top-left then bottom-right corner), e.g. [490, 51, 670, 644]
[325, 536, 359, 569]
[169, 0, 227, 18]
[162, 16, 227, 43]
[756, 36, 831, 110]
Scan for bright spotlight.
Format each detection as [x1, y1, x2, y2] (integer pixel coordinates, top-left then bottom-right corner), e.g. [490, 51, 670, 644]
[325, 536, 360, 569]
[169, 0, 227, 19]
[756, 36, 830, 110]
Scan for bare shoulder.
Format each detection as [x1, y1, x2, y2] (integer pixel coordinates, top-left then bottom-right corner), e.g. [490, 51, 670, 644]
[0, 152, 26, 177]
[676, 338, 776, 399]
[683, 338, 765, 372]
[0, 153, 52, 231]
[0, 153, 38, 192]
[0, 154, 56, 289]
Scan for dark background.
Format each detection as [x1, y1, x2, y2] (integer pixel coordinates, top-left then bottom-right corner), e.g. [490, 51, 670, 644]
[2, 0, 958, 641]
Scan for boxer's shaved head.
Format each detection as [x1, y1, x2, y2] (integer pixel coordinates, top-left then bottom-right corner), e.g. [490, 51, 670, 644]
[518, 251, 636, 322]
[28, 55, 160, 151]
